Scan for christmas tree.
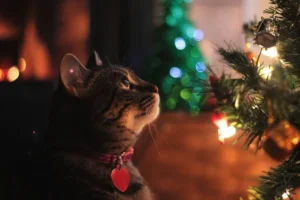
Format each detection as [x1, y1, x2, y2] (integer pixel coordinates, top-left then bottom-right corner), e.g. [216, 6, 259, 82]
[147, 0, 207, 115]
[205, 0, 300, 199]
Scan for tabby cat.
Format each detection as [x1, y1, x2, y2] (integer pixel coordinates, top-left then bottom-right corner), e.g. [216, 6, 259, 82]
[44, 51, 160, 200]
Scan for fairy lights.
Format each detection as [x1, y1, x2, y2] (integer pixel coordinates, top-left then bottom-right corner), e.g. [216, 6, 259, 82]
[212, 113, 237, 143]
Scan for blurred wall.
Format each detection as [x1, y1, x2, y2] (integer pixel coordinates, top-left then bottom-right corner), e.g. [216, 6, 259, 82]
[190, 0, 271, 78]
[190, 0, 244, 78]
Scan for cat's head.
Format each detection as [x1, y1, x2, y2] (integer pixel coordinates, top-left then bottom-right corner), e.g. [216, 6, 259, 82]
[51, 52, 160, 153]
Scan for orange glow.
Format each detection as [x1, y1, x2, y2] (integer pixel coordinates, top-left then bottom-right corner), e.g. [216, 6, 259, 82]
[7, 66, 19, 82]
[0, 69, 4, 81]
[19, 58, 27, 72]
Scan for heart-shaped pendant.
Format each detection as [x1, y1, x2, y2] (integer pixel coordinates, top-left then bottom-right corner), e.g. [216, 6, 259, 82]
[111, 167, 130, 192]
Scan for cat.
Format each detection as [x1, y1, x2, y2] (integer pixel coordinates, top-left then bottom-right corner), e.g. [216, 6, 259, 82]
[43, 51, 160, 200]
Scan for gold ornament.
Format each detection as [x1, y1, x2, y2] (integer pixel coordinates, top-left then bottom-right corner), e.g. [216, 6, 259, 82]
[261, 100, 300, 161]
[264, 120, 300, 151]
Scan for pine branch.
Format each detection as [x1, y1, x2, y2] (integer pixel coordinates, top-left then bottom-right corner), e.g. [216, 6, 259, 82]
[264, 0, 300, 78]
[249, 146, 300, 200]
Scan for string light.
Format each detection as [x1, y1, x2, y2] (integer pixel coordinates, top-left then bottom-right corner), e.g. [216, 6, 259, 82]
[174, 37, 186, 50]
[195, 62, 206, 72]
[218, 126, 236, 143]
[7, 66, 20, 82]
[245, 42, 252, 49]
[212, 113, 237, 143]
[262, 47, 278, 58]
[193, 29, 204, 41]
[282, 190, 290, 199]
[169, 67, 182, 78]
[259, 65, 273, 80]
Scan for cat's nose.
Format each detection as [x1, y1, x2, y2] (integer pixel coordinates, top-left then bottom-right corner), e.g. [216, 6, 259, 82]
[152, 85, 159, 93]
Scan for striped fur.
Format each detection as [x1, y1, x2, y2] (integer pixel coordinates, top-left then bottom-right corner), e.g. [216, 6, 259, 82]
[44, 52, 160, 200]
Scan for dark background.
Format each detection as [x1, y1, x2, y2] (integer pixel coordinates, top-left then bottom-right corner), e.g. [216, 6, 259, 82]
[0, 0, 154, 161]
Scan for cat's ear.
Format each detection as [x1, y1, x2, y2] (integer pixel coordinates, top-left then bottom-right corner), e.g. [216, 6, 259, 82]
[60, 53, 91, 97]
[86, 51, 103, 69]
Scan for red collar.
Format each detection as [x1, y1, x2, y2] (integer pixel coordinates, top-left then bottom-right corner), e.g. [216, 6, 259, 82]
[90, 147, 134, 165]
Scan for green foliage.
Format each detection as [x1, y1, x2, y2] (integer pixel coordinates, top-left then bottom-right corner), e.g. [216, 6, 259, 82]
[250, 147, 300, 200]
[198, 0, 300, 199]
[145, 0, 207, 115]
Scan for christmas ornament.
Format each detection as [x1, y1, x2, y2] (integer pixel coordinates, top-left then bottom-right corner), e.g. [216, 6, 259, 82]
[261, 100, 300, 161]
[209, 75, 219, 84]
[263, 120, 300, 161]
[254, 18, 279, 48]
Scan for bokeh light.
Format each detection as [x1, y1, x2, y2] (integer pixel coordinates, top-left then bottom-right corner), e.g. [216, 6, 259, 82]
[166, 98, 177, 109]
[185, 25, 194, 38]
[193, 29, 204, 41]
[162, 76, 176, 93]
[169, 67, 182, 78]
[7, 66, 20, 82]
[0, 69, 4, 81]
[180, 89, 191, 100]
[180, 74, 191, 86]
[166, 15, 176, 26]
[195, 62, 206, 72]
[262, 47, 278, 58]
[171, 7, 183, 18]
[174, 37, 186, 50]
[19, 58, 27, 72]
[259, 65, 273, 80]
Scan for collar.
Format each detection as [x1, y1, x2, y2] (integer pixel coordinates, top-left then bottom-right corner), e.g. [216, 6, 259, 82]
[90, 147, 134, 165]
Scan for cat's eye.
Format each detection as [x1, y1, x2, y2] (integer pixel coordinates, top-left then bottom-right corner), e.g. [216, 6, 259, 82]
[121, 78, 131, 88]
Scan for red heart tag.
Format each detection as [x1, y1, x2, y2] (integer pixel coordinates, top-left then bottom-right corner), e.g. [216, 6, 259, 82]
[111, 167, 130, 192]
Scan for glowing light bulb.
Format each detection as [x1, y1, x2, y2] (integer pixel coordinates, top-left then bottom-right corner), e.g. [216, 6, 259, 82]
[19, 58, 26, 72]
[218, 126, 236, 143]
[245, 42, 252, 49]
[174, 37, 186, 50]
[259, 66, 273, 80]
[169, 67, 182, 78]
[7, 66, 20, 82]
[195, 62, 206, 72]
[282, 190, 290, 199]
[193, 29, 204, 41]
[262, 47, 278, 58]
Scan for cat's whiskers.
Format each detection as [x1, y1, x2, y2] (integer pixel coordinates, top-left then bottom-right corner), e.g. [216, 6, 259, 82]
[151, 123, 175, 152]
[147, 124, 161, 157]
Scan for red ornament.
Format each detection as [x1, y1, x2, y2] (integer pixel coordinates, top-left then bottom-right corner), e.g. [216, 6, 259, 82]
[209, 75, 219, 84]
[111, 167, 130, 192]
[207, 97, 217, 106]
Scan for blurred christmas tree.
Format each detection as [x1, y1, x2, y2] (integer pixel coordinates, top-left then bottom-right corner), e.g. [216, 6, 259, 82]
[146, 0, 207, 115]
[204, 0, 300, 199]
